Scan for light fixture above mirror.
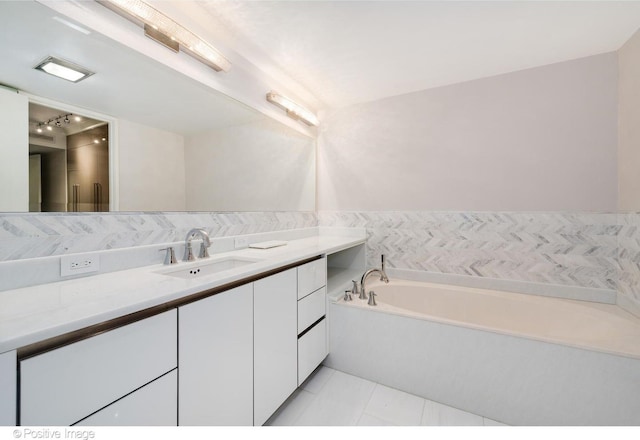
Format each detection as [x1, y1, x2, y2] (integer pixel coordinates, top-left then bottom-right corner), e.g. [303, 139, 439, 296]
[266, 91, 319, 127]
[98, 0, 232, 73]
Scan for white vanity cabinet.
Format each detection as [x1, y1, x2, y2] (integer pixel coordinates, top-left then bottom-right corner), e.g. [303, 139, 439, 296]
[296, 258, 328, 385]
[0, 350, 16, 425]
[254, 268, 298, 426]
[178, 284, 253, 426]
[19, 310, 177, 426]
[76, 370, 177, 426]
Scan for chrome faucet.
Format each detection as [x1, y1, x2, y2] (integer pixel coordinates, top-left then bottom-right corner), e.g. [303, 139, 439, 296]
[360, 254, 389, 300]
[183, 228, 211, 261]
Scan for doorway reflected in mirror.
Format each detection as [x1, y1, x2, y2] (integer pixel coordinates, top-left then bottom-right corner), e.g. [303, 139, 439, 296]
[28, 103, 109, 212]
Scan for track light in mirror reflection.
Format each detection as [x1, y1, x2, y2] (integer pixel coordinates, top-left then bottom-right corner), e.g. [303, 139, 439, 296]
[266, 91, 319, 127]
[99, 0, 231, 73]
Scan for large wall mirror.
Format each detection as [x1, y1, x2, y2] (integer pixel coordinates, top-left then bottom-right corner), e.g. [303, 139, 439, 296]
[0, 0, 316, 213]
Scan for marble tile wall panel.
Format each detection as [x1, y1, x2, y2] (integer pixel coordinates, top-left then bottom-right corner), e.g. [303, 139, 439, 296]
[617, 213, 640, 310]
[319, 211, 619, 291]
[0, 212, 317, 261]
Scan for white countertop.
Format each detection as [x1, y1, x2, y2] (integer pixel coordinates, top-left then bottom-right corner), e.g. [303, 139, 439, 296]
[0, 235, 364, 353]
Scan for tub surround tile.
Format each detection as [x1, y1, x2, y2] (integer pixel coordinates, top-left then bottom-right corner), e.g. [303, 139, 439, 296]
[387, 268, 616, 304]
[319, 211, 619, 302]
[617, 212, 640, 314]
[326, 302, 640, 425]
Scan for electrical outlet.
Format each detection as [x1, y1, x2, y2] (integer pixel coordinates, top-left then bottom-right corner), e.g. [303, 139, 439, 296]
[61, 253, 100, 277]
[234, 237, 249, 249]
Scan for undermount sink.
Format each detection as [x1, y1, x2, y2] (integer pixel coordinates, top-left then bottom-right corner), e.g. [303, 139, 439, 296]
[157, 256, 262, 279]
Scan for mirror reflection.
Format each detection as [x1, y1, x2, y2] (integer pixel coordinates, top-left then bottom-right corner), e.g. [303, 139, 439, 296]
[0, 0, 315, 213]
[29, 103, 109, 212]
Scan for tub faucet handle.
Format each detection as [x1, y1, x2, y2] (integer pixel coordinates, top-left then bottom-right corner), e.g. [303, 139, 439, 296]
[343, 290, 353, 302]
[367, 290, 377, 306]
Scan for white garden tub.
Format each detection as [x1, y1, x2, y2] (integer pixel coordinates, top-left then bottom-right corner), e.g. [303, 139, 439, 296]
[325, 279, 640, 425]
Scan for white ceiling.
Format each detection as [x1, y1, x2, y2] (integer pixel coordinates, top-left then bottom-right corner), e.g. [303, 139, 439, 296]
[4, 1, 640, 127]
[0, 1, 262, 135]
[193, 0, 640, 108]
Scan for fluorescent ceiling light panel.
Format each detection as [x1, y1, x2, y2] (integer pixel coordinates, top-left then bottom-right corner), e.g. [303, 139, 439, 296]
[34, 57, 94, 83]
[100, 0, 231, 72]
[266, 91, 319, 127]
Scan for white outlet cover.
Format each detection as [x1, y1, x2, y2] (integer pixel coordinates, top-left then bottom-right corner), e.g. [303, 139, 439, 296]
[60, 253, 100, 277]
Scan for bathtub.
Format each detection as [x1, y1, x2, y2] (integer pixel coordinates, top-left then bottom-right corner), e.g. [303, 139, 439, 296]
[324, 279, 640, 425]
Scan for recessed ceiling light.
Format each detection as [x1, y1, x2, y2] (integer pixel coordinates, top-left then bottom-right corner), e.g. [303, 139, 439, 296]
[34, 56, 94, 83]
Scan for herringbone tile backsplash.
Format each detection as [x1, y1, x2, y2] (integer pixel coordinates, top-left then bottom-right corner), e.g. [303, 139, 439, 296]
[319, 211, 621, 291]
[1, 210, 639, 308]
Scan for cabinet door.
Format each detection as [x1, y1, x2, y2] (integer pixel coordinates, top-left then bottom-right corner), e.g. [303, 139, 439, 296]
[0, 350, 16, 426]
[179, 284, 253, 426]
[254, 269, 298, 426]
[20, 310, 177, 426]
[76, 370, 177, 426]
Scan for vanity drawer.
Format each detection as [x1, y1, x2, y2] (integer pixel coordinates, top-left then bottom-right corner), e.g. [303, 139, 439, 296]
[20, 309, 177, 426]
[297, 287, 326, 334]
[76, 370, 177, 426]
[297, 258, 326, 299]
[298, 318, 327, 386]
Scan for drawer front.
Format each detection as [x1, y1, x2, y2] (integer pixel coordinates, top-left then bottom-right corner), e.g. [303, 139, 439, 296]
[297, 287, 326, 334]
[20, 309, 177, 426]
[76, 370, 177, 426]
[0, 350, 16, 426]
[298, 319, 327, 386]
[297, 258, 326, 299]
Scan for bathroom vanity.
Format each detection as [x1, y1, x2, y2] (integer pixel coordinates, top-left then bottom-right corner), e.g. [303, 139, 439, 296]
[0, 232, 365, 426]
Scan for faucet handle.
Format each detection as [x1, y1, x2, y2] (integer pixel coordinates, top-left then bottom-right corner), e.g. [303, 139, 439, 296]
[343, 290, 353, 302]
[367, 290, 377, 306]
[159, 247, 177, 265]
[198, 242, 210, 258]
[183, 243, 195, 262]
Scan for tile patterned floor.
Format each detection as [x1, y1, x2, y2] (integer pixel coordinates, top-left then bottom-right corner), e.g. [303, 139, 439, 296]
[266, 366, 506, 426]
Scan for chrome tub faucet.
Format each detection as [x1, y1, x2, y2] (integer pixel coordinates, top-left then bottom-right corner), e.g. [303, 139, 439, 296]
[360, 254, 389, 300]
